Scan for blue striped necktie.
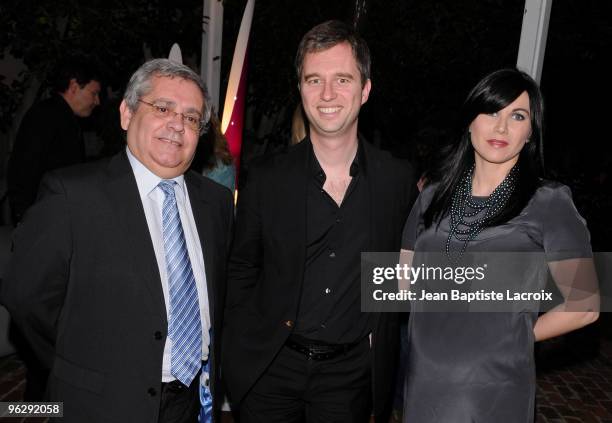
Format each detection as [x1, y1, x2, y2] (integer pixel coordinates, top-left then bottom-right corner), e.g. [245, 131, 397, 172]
[158, 180, 202, 387]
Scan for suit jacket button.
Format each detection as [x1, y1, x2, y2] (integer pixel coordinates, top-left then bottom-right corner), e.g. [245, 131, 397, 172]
[284, 320, 294, 328]
[154, 331, 163, 340]
[147, 387, 157, 396]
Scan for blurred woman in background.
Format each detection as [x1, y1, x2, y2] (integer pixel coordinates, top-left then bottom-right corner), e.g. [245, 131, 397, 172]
[194, 111, 235, 192]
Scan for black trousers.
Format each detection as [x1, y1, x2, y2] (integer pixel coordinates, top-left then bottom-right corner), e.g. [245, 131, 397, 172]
[158, 377, 200, 423]
[239, 337, 372, 423]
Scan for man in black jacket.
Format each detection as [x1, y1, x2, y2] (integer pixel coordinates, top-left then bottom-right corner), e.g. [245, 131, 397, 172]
[5, 58, 101, 402]
[223, 20, 415, 423]
[8, 58, 101, 225]
[2, 59, 233, 423]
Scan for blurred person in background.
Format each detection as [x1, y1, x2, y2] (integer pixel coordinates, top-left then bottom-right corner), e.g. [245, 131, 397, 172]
[192, 112, 235, 193]
[8, 57, 101, 225]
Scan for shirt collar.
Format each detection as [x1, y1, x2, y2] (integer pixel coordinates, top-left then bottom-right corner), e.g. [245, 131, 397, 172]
[125, 146, 186, 202]
[56, 94, 78, 118]
[308, 137, 364, 184]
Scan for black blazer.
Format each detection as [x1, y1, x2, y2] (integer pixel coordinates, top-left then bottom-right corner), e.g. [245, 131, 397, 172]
[1, 151, 233, 423]
[223, 138, 415, 420]
[7, 95, 85, 223]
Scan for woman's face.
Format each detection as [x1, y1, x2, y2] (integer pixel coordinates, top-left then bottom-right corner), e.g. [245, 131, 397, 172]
[469, 91, 532, 169]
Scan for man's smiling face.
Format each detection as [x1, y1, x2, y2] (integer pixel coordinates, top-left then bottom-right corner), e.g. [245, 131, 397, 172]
[120, 75, 204, 178]
[299, 42, 371, 142]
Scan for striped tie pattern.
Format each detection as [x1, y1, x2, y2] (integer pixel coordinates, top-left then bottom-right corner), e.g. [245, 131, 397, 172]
[159, 180, 202, 386]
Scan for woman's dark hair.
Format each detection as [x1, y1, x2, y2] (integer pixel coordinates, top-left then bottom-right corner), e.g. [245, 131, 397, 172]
[423, 68, 545, 228]
[192, 111, 233, 171]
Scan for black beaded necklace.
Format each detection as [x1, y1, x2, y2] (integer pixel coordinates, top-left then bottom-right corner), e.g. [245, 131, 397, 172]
[445, 163, 519, 260]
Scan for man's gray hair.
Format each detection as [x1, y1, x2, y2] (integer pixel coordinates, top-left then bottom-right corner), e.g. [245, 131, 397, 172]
[123, 58, 212, 133]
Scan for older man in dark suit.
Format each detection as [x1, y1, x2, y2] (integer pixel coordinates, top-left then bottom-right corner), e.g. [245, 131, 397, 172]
[1, 59, 233, 423]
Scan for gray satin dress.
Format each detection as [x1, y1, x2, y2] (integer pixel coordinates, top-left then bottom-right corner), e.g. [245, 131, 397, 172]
[401, 181, 592, 423]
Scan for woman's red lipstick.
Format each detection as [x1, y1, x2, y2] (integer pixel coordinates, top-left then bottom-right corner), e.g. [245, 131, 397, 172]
[487, 139, 508, 147]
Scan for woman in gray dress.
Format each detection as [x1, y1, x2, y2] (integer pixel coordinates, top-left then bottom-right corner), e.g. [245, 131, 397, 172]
[401, 69, 599, 422]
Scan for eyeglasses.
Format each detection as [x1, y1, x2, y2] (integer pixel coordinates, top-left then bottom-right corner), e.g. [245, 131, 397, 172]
[138, 99, 204, 132]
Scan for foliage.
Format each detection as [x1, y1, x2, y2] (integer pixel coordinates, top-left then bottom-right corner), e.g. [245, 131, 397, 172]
[0, 0, 205, 131]
[2, 0, 610, 178]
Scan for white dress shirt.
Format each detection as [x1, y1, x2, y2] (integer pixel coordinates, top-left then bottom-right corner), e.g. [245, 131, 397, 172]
[126, 147, 210, 382]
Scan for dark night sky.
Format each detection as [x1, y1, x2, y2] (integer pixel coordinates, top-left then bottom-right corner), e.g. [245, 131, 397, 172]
[166, 0, 612, 197]
[235, 1, 612, 175]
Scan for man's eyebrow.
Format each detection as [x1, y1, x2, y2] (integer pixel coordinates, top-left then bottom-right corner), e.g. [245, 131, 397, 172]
[181, 106, 202, 115]
[152, 98, 202, 114]
[303, 72, 355, 80]
[335, 72, 355, 79]
[151, 98, 176, 106]
[303, 73, 320, 80]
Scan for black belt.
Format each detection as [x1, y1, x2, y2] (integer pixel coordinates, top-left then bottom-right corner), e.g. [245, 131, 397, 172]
[161, 361, 205, 393]
[285, 336, 360, 361]
[161, 379, 190, 393]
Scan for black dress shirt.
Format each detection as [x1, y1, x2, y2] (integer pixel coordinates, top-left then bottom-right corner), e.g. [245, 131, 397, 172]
[294, 143, 372, 344]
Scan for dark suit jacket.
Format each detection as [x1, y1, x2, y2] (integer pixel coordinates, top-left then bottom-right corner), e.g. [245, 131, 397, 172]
[223, 138, 415, 421]
[7, 95, 85, 223]
[1, 151, 233, 423]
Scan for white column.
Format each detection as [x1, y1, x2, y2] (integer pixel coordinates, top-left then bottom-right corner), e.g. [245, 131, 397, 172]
[516, 0, 553, 83]
[201, 0, 224, 111]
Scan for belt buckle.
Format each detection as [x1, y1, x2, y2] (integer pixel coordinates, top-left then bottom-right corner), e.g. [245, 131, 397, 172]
[164, 379, 187, 393]
[308, 345, 336, 361]
[286, 338, 348, 361]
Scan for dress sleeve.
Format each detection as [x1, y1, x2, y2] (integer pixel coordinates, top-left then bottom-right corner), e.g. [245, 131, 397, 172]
[541, 184, 592, 261]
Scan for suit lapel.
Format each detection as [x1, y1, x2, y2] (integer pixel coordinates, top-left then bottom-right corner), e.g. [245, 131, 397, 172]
[361, 141, 384, 329]
[284, 142, 309, 301]
[103, 152, 167, 323]
[185, 173, 217, 327]
[362, 141, 382, 252]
